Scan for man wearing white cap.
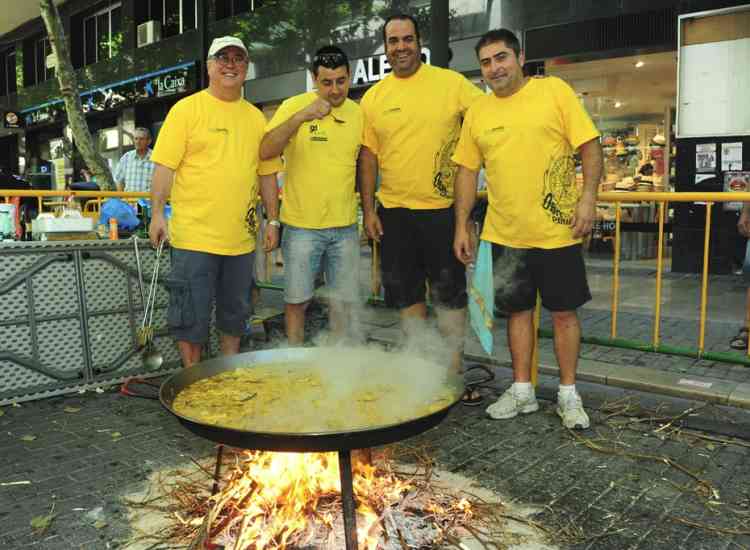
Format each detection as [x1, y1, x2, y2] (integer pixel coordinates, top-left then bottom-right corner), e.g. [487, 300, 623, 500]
[149, 36, 283, 368]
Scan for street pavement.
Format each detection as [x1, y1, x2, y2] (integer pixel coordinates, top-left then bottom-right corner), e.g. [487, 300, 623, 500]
[1, 362, 749, 549]
[3, 246, 750, 549]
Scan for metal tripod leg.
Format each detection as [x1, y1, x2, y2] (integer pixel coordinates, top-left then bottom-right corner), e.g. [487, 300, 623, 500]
[338, 449, 359, 550]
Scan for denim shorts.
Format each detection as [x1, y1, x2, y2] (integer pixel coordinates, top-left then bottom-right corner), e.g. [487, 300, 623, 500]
[281, 224, 359, 304]
[167, 248, 254, 343]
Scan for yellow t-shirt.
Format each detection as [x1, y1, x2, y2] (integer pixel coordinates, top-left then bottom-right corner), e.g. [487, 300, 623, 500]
[266, 92, 362, 228]
[151, 90, 282, 255]
[453, 76, 600, 249]
[361, 64, 483, 209]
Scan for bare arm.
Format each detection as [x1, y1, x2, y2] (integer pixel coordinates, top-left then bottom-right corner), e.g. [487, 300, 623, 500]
[260, 114, 304, 160]
[259, 174, 279, 221]
[149, 163, 174, 246]
[358, 146, 383, 240]
[571, 137, 603, 238]
[259, 173, 280, 252]
[453, 165, 478, 264]
[454, 165, 478, 230]
[739, 203, 750, 237]
[259, 99, 332, 160]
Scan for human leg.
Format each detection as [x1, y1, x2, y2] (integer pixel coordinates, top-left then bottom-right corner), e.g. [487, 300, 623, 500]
[534, 245, 591, 428]
[421, 208, 468, 375]
[486, 244, 540, 418]
[551, 310, 581, 386]
[215, 252, 254, 356]
[378, 206, 428, 328]
[281, 225, 325, 345]
[324, 225, 360, 342]
[177, 341, 202, 368]
[167, 248, 218, 368]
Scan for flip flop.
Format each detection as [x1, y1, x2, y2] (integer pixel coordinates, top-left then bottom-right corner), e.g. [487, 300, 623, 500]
[730, 327, 749, 351]
[461, 364, 496, 407]
[462, 388, 483, 406]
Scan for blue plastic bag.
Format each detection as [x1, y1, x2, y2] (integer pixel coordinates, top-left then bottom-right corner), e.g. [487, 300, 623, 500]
[99, 199, 140, 231]
[468, 240, 494, 355]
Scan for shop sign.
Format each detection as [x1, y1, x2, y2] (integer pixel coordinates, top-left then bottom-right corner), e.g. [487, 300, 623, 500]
[141, 66, 191, 98]
[351, 48, 430, 88]
[4, 111, 23, 129]
[305, 48, 431, 92]
[21, 62, 197, 128]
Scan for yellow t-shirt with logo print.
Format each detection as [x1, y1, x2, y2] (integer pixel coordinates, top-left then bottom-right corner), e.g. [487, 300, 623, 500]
[152, 90, 282, 255]
[452, 76, 600, 249]
[361, 64, 483, 210]
[266, 91, 362, 229]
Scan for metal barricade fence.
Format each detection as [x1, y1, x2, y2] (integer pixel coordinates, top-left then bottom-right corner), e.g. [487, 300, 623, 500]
[368, 192, 750, 383]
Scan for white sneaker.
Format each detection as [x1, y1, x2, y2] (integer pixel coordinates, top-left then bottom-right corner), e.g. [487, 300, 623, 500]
[486, 387, 539, 420]
[556, 392, 590, 429]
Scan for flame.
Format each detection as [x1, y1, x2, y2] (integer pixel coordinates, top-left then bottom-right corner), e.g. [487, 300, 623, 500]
[202, 451, 411, 549]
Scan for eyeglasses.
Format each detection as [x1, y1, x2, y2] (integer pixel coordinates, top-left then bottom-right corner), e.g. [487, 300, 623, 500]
[313, 52, 347, 67]
[210, 53, 249, 66]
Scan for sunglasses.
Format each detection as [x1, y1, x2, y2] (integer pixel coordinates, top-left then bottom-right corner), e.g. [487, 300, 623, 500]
[313, 52, 347, 67]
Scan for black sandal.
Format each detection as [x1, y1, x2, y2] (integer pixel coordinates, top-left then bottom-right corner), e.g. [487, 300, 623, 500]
[730, 327, 749, 351]
[461, 364, 495, 407]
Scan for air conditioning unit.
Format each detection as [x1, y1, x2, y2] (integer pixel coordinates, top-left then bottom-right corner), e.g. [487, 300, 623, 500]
[45, 53, 57, 69]
[137, 20, 161, 48]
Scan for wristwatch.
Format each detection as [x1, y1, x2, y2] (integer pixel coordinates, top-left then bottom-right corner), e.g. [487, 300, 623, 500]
[268, 219, 281, 228]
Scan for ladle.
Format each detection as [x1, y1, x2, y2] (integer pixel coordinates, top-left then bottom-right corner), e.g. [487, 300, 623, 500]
[134, 237, 165, 369]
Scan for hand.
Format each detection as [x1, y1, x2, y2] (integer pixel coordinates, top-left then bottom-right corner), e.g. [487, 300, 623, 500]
[739, 210, 750, 237]
[364, 210, 383, 242]
[149, 214, 169, 248]
[571, 195, 596, 239]
[454, 222, 477, 265]
[297, 98, 332, 122]
[264, 224, 279, 252]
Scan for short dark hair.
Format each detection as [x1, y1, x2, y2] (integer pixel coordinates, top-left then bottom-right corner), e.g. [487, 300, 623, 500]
[311, 45, 349, 77]
[382, 13, 421, 46]
[474, 28, 521, 59]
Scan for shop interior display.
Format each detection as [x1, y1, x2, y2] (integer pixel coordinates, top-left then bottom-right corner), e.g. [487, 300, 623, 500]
[599, 124, 669, 194]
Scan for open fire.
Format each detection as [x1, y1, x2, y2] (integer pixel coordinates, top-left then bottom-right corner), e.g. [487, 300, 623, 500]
[201, 451, 408, 549]
[139, 448, 516, 549]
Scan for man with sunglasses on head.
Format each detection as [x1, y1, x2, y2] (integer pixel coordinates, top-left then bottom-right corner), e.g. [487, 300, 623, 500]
[260, 46, 363, 345]
[149, 36, 282, 368]
[359, 14, 483, 391]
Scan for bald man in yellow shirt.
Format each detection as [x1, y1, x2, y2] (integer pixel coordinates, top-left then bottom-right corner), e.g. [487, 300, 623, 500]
[359, 14, 483, 390]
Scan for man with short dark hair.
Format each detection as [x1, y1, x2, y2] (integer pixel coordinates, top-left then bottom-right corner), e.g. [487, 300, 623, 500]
[114, 127, 154, 193]
[260, 46, 362, 344]
[453, 28, 603, 429]
[150, 36, 282, 368]
[359, 14, 483, 391]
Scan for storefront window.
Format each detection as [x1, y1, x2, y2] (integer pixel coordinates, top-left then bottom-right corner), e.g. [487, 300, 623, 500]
[546, 51, 676, 195]
[545, 52, 677, 262]
[33, 37, 54, 85]
[0, 48, 16, 96]
[83, 2, 122, 65]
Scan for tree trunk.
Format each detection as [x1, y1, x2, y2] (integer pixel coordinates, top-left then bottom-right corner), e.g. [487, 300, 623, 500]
[39, 0, 115, 190]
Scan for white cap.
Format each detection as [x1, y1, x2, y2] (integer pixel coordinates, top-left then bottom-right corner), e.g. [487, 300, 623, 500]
[208, 36, 248, 58]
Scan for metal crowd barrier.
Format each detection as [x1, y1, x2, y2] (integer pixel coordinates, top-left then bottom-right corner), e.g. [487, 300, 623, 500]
[367, 192, 750, 380]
